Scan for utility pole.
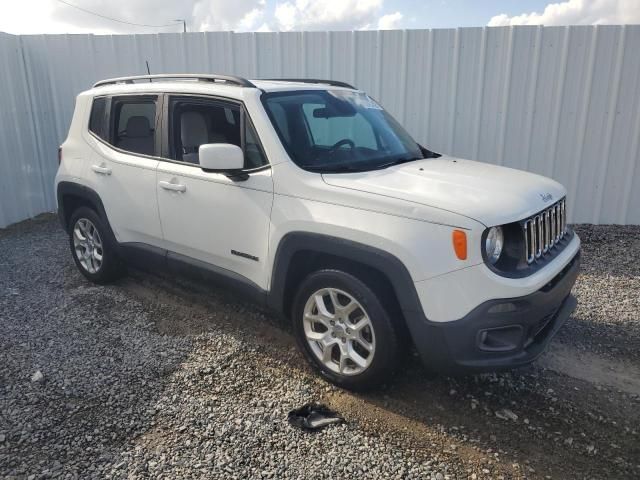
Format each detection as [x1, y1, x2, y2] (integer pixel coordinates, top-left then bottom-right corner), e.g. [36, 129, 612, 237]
[174, 19, 187, 33]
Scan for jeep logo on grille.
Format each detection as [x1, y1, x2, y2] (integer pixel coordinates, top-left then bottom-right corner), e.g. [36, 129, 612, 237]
[540, 193, 553, 202]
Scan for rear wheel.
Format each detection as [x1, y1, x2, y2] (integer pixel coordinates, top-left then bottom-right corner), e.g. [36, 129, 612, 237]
[68, 207, 124, 284]
[292, 269, 400, 390]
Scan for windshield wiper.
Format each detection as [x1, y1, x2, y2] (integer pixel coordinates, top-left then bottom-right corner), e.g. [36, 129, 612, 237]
[374, 156, 425, 170]
[300, 163, 366, 173]
[302, 156, 425, 173]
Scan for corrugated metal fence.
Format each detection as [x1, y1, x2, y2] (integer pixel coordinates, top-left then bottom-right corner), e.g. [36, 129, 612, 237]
[1, 26, 639, 227]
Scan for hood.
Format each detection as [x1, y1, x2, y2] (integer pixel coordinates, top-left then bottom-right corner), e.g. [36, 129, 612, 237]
[322, 156, 566, 227]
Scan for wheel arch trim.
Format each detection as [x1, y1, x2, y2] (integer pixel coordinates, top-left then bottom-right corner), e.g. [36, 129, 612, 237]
[56, 182, 111, 235]
[268, 232, 425, 318]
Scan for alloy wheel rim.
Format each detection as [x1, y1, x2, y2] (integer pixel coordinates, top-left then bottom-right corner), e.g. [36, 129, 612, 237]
[73, 218, 103, 274]
[302, 287, 376, 376]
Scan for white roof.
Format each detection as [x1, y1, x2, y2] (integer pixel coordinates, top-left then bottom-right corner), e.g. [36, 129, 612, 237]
[251, 79, 355, 92]
[85, 76, 356, 100]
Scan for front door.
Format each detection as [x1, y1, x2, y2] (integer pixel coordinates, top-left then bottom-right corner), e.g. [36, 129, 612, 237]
[156, 95, 273, 290]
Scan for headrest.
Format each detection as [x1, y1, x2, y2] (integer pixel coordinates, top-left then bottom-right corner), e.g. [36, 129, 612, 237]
[126, 116, 151, 138]
[180, 111, 209, 148]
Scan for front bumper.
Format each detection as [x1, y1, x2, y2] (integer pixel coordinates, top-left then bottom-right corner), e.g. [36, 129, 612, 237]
[406, 251, 580, 374]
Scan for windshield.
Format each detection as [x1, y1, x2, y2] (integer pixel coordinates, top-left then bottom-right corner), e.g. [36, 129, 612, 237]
[262, 90, 431, 173]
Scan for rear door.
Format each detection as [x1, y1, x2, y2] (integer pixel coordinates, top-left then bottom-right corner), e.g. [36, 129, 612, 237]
[155, 95, 273, 290]
[83, 95, 163, 246]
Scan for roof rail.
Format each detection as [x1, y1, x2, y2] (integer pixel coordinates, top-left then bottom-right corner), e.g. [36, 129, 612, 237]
[261, 78, 356, 89]
[93, 74, 256, 88]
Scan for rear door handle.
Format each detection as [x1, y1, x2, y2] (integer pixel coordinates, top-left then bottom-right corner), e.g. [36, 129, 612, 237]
[159, 180, 186, 193]
[91, 164, 112, 175]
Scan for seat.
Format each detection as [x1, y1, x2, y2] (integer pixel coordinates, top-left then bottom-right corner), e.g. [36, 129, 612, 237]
[117, 116, 154, 155]
[180, 111, 228, 164]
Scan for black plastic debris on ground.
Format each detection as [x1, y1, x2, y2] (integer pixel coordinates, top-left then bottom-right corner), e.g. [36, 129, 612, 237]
[288, 403, 344, 431]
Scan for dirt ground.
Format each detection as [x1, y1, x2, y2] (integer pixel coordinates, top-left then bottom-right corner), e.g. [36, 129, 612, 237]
[117, 223, 640, 479]
[126, 273, 640, 479]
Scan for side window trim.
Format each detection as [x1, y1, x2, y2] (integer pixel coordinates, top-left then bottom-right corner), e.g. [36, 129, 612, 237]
[109, 94, 159, 157]
[87, 96, 109, 141]
[159, 94, 270, 171]
[165, 95, 241, 163]
[104, 97, 112, 141]
[241, 107, 270, 171]
[88, 94, 165, 162]
[160, 93, 170, 159]
[155, 94, 164, 159]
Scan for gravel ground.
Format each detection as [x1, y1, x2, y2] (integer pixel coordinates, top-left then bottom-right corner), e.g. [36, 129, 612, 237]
[1, 215, 639, 479]
[558, 225, 640, 361]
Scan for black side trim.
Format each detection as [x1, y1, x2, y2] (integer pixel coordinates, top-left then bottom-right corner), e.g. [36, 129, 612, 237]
[168, 251, 267, 305]
[119, 243, 167, 271]
[269, 232, 422, 315]
[119, 242, 268, 306]
[57, 182, 110, 233]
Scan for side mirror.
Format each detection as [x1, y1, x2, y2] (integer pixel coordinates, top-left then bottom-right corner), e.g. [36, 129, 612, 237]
[199, 143, 244, 172]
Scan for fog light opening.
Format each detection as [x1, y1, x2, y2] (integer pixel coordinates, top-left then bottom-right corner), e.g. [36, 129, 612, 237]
[477, 325, 523, 352]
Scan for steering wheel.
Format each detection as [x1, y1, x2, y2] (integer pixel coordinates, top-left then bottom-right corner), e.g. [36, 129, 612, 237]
[328, 138, 355, 154]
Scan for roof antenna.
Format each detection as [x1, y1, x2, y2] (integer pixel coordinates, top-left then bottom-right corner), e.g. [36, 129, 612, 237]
[145, 60, 152, 82]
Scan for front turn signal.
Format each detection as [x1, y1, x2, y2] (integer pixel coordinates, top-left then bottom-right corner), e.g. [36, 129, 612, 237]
[452, 230, 467, 260]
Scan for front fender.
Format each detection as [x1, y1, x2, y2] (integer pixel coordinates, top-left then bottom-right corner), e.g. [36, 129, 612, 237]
[269, 231, 423, 316]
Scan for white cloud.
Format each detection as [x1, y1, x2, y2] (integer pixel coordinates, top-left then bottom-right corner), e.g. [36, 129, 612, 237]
[256, 23, 273, 32]
[0, 0, 405, 34]
[274, 0, 384, 31]
[237, 7, 267, 31]
[274, 2, 298, 31]
[0, 0, 267, 34]
[377, 12, 403, 30]
[0, 0, 115, 34]
[193, 0, 267, 31]
[489, 0, 640, 26]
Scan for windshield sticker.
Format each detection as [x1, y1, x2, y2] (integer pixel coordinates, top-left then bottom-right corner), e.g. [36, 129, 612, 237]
[329, 90, 384, 110]
[363, 95, 383, 110]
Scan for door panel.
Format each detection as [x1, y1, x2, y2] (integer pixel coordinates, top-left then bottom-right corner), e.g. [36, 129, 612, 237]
[83, 94, 163, 246]
[88, 139, 162, 245]
[157, 162, 273, 289]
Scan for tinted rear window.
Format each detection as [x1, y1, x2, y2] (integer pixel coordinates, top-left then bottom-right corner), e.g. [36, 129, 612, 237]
[89, 97, 107, 140]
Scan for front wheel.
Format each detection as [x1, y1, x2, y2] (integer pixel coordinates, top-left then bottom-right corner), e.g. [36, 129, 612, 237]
[292, 269, 400, 390]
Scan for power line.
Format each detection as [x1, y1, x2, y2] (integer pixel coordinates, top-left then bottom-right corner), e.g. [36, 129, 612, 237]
[55, 0, 184, 29]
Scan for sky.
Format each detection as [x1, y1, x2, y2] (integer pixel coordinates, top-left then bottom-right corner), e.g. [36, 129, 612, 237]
[1, 0, 639, 35]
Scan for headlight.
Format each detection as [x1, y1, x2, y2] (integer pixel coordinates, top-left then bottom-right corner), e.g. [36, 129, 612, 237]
[485, 226, 504, 264]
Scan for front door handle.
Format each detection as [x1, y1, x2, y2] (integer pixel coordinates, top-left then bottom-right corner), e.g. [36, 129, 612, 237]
[159, 180, 186, 193]
[91, 164, 112, 175]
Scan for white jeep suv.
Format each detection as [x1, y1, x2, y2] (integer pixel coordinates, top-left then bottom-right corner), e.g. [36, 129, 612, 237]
[55, 74, 580, 390]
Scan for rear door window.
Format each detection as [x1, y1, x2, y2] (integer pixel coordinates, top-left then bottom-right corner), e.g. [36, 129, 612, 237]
[109, 96, 158, 156]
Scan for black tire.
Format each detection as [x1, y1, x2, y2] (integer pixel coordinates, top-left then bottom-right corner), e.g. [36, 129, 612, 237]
[68, 206, 125, 284]
[292, 269, 400, 390]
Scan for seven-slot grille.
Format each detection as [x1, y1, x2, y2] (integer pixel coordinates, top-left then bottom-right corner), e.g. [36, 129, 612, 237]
[523, 198, 567, 264]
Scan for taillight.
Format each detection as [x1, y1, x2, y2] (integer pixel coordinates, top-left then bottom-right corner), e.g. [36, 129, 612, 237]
[58, 147, 62, 165]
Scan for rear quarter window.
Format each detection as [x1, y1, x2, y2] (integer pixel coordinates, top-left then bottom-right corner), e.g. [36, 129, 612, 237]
[88, 97, 108, 141]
